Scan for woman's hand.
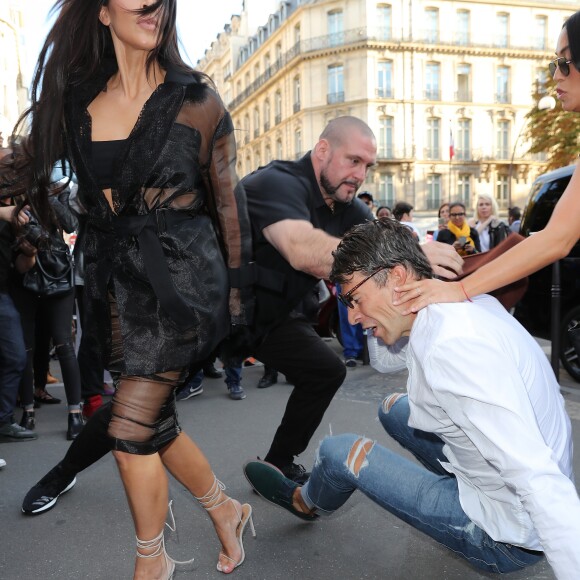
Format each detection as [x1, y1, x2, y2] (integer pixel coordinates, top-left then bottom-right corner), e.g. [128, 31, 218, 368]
[421, 241, 464, 279]
[393, 279, 466, 314]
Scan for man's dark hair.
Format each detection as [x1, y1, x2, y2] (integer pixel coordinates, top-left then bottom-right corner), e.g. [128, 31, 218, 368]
[330, 219, 433, 286]
[508, 206, 521, 221]
[357, 191, 373, 203]
[392, 201, 413, 221]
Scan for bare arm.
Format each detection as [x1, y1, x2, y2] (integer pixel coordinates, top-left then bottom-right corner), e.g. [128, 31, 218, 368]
[262, 219, 340, 279]
[395, 160, 580, 312]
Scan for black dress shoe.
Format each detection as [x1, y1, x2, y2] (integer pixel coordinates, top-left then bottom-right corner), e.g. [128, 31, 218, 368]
[66, 413, 84, 441]
[203, 363, 223, 379]
[20, 410, 36, 431]
[257, 370, 278, 389]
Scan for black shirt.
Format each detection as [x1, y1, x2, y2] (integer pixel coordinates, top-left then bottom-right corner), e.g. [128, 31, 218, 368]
[242, 153, 373, 335]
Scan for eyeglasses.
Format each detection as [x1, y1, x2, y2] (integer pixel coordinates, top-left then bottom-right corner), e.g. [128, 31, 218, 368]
[337, 266, 387, 309]
[548, 57, 573, 77]
[449, 212, 465, 217]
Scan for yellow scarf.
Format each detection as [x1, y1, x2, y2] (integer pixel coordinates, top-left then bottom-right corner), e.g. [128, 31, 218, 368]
[447, 220, 475, 256]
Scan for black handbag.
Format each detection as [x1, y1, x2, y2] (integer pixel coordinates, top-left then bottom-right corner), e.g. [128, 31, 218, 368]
[22, 234, 74, 296]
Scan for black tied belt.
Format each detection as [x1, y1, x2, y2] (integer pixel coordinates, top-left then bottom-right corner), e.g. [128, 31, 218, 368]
[113, 210, 196, 331]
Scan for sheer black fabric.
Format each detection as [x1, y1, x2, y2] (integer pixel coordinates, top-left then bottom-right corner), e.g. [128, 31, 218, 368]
[64, 62, 253, 375]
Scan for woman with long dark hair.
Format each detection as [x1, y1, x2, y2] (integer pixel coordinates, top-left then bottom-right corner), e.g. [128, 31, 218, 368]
[394, 10, 580, 313]
[7, 0, 255, 577]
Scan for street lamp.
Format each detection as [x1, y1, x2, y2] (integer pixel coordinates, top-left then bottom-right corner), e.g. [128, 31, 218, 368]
[508, 95, 556, 208]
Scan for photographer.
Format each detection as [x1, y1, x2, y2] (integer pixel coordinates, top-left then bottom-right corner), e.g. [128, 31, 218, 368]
[0, 193, 37, 450]
[437, 202, 481, 256]
[8, 172, 83, 441]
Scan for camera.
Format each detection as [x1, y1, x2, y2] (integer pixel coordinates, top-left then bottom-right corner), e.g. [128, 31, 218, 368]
[21, 210, 49, 247]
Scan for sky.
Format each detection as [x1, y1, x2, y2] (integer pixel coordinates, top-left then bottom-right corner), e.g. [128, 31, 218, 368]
[23, 0, 245, 82]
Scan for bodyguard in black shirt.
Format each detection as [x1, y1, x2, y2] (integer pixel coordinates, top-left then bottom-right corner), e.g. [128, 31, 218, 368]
[242, 116, 463, 481]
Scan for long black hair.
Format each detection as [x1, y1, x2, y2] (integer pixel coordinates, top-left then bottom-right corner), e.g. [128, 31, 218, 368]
[8, 0, 205, 228]
[564, 10, 580, 72]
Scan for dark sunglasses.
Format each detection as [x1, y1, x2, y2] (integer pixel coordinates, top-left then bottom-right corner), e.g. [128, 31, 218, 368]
[449, 212, 465, 217]
[548, 57, 573, 77]
[337, 267, 387, 309]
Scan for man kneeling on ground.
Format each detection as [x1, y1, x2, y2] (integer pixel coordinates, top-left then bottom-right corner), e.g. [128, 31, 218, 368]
[244, 219, 580, 578]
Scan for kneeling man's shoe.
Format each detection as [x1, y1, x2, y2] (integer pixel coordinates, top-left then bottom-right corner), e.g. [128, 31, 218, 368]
[243, 460, 317, 521]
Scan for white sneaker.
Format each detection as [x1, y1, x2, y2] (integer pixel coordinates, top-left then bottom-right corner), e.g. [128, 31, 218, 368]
[0, 458, 6, 469]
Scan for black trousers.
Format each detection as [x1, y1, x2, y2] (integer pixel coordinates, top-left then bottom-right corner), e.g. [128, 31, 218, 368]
[255, 315, 346, 468]
[54, 316, 346, 476]
[11, 286, 81, 407]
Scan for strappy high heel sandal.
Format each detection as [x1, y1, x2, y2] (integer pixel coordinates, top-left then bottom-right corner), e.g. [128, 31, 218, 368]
[136, 529, 176, 580]
[195, 477, 256, 574]
[136, 501, 194, 580]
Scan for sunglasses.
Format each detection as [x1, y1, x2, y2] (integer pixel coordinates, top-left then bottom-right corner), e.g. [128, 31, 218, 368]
[337, 266, 387, 309]
[548, 57, 573, 77]
[449, 212, 465, 217]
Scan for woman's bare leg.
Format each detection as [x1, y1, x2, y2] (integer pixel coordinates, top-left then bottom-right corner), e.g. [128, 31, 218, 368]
[113, 450, 170, 579]
[159, 433, 244, 573]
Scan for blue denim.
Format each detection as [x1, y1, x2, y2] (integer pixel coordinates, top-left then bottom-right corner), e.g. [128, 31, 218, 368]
[0, 292, 27, 424]
[224, 364, 242, 388]
[335, 284, 364, 359]
[301, 395, 544, 574]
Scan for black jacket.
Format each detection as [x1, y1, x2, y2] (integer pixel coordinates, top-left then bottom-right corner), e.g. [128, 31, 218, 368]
[65, 61, 252, 374]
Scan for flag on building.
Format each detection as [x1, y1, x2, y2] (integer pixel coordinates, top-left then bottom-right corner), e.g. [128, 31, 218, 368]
[449, 128, 455, 160]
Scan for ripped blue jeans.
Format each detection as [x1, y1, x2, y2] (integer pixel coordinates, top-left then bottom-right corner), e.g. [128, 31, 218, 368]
[300, 395, 544, 574]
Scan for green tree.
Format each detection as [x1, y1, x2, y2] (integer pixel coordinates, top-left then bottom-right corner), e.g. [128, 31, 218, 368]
[524, 80, 580, 172]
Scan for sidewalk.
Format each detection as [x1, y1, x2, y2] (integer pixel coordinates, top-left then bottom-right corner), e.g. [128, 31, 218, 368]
[0, 338, 576, 579]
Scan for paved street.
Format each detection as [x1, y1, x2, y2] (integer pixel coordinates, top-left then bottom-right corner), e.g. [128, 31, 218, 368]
[1, 337, 578, 580]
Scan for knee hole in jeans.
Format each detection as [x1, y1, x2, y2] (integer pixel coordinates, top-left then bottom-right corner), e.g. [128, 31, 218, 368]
[382, 393, 405, 415]
[346, 436, 375, 477]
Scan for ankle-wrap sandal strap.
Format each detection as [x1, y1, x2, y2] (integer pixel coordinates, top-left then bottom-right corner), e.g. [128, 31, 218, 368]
[194, 477, 230, 511]
[136, 529, 166, 559]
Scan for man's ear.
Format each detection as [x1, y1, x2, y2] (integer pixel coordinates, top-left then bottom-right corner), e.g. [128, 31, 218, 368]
[390, 265, 409, 287]
[314, 139, 329, 161]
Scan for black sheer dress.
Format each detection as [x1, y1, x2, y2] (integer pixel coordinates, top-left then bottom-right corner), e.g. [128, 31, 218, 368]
[64, 62, 253, 377]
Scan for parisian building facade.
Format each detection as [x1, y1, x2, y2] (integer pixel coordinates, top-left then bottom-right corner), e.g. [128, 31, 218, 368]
[198, 0, 576, 212]
[0, 1, 28, 147]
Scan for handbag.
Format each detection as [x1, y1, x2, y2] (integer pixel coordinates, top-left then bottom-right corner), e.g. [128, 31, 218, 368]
[22, 234, 74, 296]
[455, 233, 528, 310]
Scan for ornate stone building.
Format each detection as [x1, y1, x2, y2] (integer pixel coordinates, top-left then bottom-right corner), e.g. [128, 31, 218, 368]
[198, 0, 576, 212]
[0, 1, 28, 146]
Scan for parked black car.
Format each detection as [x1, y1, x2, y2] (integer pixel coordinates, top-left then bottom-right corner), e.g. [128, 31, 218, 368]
[515, 164, 580, 382]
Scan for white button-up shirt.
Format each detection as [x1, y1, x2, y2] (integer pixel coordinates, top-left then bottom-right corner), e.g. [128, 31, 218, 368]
[368, 294, 580, 579]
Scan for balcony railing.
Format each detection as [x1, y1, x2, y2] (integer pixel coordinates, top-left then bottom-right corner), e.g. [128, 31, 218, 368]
[424, 90, 441, 101]
[454, 91, 472, 102]
[376, 87, 393, 99]
[327, 91, 345, 104]
[494, 92, 511, 104]
[377, 147, 413, 160]
[424, 147, 441, 160]
[228, 26, 553, 110]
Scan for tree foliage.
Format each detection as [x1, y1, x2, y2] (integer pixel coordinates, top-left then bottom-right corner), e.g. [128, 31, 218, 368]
[524, 80, 580, 172]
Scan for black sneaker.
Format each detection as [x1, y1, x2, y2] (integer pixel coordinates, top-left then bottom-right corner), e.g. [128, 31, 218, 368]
[176, 383, 203, 401]
[22, 464, 77, 515]
[280, 463, 310, 485]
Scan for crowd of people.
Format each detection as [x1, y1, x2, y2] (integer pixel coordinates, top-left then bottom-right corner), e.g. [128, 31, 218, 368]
[1, 1, 579, 579]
